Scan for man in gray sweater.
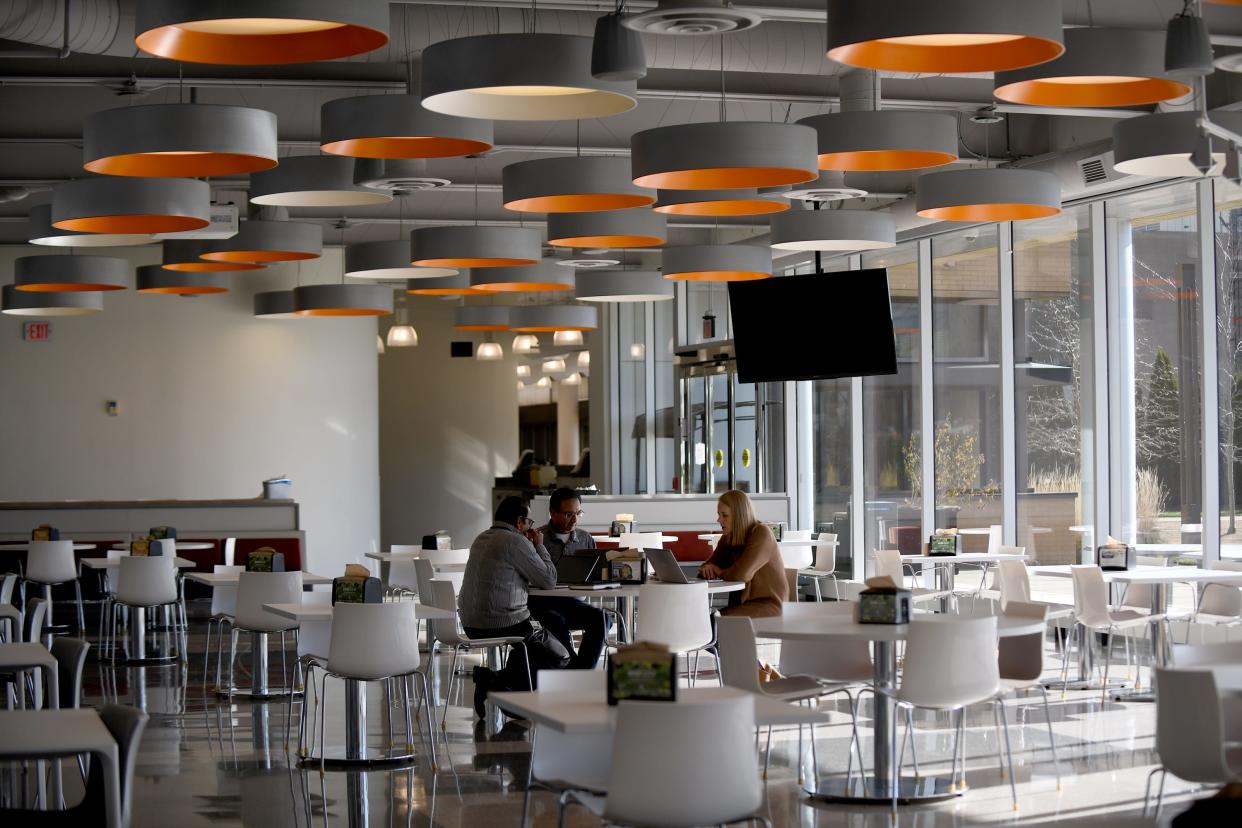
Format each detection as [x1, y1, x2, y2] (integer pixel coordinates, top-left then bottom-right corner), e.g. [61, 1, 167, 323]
[460, 496, 570, 716]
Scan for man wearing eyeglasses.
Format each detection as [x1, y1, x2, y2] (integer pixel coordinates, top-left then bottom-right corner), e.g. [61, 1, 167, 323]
[531, 487, 610, 669]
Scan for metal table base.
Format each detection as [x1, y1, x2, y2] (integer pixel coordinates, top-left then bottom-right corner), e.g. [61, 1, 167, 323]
[808, 776, 958, 805]
[120, 606, 178, 665]
[215, 631, 299, 699]
[300, 678, 421, 768]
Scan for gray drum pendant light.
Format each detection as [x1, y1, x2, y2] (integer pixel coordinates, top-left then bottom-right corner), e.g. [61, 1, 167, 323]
[915, 168, 1061, 222]
[1165, 11, 1214, 78]
[454, 305, 512, 331]
[405, 271, 484, 296]
[320, 94, 494, 159]
[163, 239, 264, 272]
[52, 177, 211, 234]
[420, 34, 638, 121]
[575, 270, 675, 302]
[1113, 111, 1242, 177]
[470, 259, 576, 293]
[662, 244, 771, 282]
[345, 240, 456, 280]
[250, 156, 392, 207]
[797, 111, 958, 172]
[994, 28, 1191, 108]
[2, 284, 104, 316]
[136, 264, 230, 295]
[653, 188, 789, 216]
[253, 290, 299, 318]
[83, 103, 278, 177]
[826, 0, 1064, 74]
[411, 226, 542, 269]
[28, 204, 153, 248]
[770, 209, 896, 252]
[503, 157, 653, 213]
[134, 0, 390, 65]
[630, 121, 818, 190]
[509, 304, 599, 332]
[547, 208, 666, 249]
[592, 12, 647, 80]
[13, 254, 129, 292]
[201, 220, 322, 263]
[293, 284, 394, 317]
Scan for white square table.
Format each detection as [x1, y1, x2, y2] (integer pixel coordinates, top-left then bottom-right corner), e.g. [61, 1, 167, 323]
[899, 552, 1029, 611]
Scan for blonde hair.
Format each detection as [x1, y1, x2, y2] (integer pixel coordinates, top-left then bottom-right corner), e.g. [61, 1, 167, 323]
[717, 489, 757, 547]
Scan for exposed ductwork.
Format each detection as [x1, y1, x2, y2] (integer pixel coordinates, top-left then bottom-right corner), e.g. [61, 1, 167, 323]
[0, 0, 130, 57]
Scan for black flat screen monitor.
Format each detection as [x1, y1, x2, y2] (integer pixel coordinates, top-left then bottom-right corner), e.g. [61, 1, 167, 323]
[727, 267, 898, 383]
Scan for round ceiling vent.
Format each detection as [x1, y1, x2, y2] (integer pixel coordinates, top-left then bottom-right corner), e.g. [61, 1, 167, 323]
[621, 0, 763, 35]
[783, 171, 868, 203]
[558, 257, 622, 269]
[354, 158, 450, 193]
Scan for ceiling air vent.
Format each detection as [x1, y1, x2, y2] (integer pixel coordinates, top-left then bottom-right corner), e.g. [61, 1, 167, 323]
[622, 0, 762, 35]
[354, 159, 449, 193]
[1077, 151, 1126, 189]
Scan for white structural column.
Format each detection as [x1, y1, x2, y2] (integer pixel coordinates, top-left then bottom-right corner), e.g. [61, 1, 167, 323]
[795, 379, 813, 530]
[1201, 180, 1222, 563]
[1106, 207, 1138, 542]
[557, 379, 580, 465]
[644, 302, 657, 494]
[999, 222, 1017, 544]
[919, 238, 936, 543]
[1090, 200, 1111, 561]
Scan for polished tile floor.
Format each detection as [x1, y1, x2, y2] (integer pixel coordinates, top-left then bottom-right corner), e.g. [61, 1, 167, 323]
[61, 605, 1212, 828]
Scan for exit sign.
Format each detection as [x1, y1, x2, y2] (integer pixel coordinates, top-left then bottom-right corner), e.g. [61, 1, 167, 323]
[22, 322, 51, 341]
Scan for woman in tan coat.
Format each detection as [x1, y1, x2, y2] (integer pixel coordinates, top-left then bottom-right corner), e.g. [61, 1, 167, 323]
[698, 489, 787, 617]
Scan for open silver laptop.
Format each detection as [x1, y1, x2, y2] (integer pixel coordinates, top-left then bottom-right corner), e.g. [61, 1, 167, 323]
[646, 547, 722, 584]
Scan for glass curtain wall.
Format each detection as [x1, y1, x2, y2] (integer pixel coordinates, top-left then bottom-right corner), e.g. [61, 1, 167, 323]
[617, 303, 648, 493]
[1215, 180, 1242, 560]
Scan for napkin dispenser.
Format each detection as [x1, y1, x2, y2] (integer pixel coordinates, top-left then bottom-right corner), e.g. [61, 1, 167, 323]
[422, 531, 451, 550]
[130, 537, 151, 557]
[608, 642, 676, 705]
[1097, 543, 1136, 571]
[246, 547, 286, 572]
[764, 521, 785, 541]
[148, 538, 174, 557]
[927, 530, 961, 557]
[857, 576, 912, 625]
[603, 549, 646, 584]
[149, 526, 177, 540]
[610, 515, 635, 537]
[332, 576, 384, 605]
[31, 524, 59, 541]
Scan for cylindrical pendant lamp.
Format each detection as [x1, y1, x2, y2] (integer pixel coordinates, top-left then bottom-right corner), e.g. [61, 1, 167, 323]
[293, 284, 393, 317]
[136, 264, 230, 295]
[575, 270, 675, 302]
[254, 290, 298, 318]
[503, 157, 653, 213]
[797, 111, 958, 172]
[770, 209, 896, 251]
[653, 188, 789, 216]
[547, 208, 666, 248]
[320, 94, 493, 159]
[994, 28, 1191, 108]
[83, 103, 278, 177]
[52, 177, 210, 234]
[345, 240, 456, 280]
[421, 34, 638, 121]
[201, 220, 322, 263]
[1112, 111, 1242, 177]
[13, 254, 129, 292]
[250, 156, 392, 207]
[826, 0, 1064, 74]
[28, 204, 152, 248]
[411, 226, 542, 268]
[631, 122, 817, 190]
[662, 245, 771, 282]
[509, 304, 599, 332]
[470, 259, 575, 293]
[135, 0, 390, 65]
[454, 305, 512, 331]
[592, 12, 647, 81]
[2, 284, 104, 316]
[163, 239, 263, 271]
[406, 271, 483, 296]
[915, 168, 1061, 222]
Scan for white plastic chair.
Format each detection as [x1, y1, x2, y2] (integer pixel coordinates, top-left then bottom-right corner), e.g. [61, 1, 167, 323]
[227, 571, 303, 696]
[1064, 565, 1161, 699]
[203, 565, 245, 692]
[559, 691, 765, 828]
[1145, 667, 1242, 817]
[421, 547, 467, 593]
[112, 556, 183, 662]
[387, 544, 423, 597]
[874, 549, 953, 607]
[1186, 561, 1242, 640]
[996, 559, 1073, 619]
[223, 537, 236, 567]
[797, 533, 840, 601]
[997, 601, 1062, 791]
[25, 539, 84, 634]
[635, 582, 716, 685]
[286, 589, 334, 756]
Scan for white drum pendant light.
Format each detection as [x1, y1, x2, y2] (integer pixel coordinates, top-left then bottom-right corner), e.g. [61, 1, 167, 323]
[662, 244, 771, 282]
[201, 220, 322, 263]
[653, 188, 789, 216]
[163, 239, 264, 272]
[915, 168, 1061, 222]
[28, 204, 152, 248]
[320, 95, 493, 159]
[83, 103, 278, 177]
[797, 111, 958, 172]
[421, 34, 638, 121]
[513, 334, 540, 353]
[136, 264, 230, 295]
[1112, 111, 1241, 177]
[13, 254, 129, 292]
[509, 304, 599, 332]
[547, 208, 666, 248]
[769, 209, 896, 251]
[476, 341, 505, 360]
[411, 226, 542, 269]
[826, 0, 1064, 74]
[250, 156, 392, 207]
[454, 305, 512, 331]
[575, 270, 675, 302]
[134, 0, 390, 65]
[553, 331, 584, 346]
[470, 259, 575, 293]
[406, 271, 484, 296]
[631, 121, 818, 190]
[345, 240, 456, 280]
[52, 177, 211, 234]
[994, 28, 1191, 108]
[293, 284, 394, 317]
[502, 157, 653, 213]
[2, 284, 103, 316]
[253, 290, 299, 318]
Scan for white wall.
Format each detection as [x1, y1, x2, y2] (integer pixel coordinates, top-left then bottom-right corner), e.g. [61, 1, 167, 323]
[0, 246, 381, 575]
[379, 298, 518, 552]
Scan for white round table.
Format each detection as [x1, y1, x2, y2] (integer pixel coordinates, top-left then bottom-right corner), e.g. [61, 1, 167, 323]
[110, 541, 214, 551]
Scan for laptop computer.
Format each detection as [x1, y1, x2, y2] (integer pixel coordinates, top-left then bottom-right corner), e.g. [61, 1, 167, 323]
[647, 548, 722, 584]
[555, 554, 607, 587]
